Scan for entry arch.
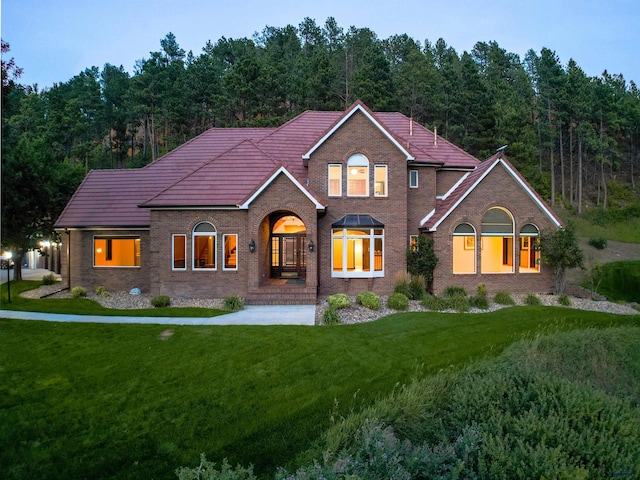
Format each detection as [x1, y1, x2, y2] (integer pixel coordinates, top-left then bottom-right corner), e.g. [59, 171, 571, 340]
[269, 211, 307, 280]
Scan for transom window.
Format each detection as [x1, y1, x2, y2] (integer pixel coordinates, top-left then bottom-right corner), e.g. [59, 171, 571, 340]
[481, 208, 514, 273]
[453, 223, 476, 274]
[193, 222, 216, 270]
[94, 237, 140, 267]
[347, 154, 369, 197]
[519, 224, 540, 273]
[332, 227, 384, 278]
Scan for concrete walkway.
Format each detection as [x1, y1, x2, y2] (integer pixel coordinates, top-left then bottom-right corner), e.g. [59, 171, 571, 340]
[0, 305, 317, 325]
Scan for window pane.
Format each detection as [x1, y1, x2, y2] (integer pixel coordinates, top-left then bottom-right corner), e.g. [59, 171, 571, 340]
[328, 164, 342, 196]
[332, 238, 343, 271]
[194, 235, 215, 269]
[453, 236, 475, 273]
[346, 229, 368, 236]
[481, 236, 513, 273]
[374, 238, 383, 271]
[173, 235, 186, 269]
[94, 238, 140, 267]
[224, 234, 237, 270]
[347, 154, 369, 196]
[410, 170, 418, 188]
[374, 165, 387, 197]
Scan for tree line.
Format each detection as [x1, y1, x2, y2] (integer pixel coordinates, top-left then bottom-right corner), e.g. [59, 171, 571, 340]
[2, 17, 639, 268]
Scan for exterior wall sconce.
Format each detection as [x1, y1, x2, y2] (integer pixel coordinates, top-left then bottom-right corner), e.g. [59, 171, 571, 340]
[308, 240, 314, 253]
[249, 239, 256, 253]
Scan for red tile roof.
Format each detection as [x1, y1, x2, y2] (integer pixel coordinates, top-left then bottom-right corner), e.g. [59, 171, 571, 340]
[55, 103, 482, 228]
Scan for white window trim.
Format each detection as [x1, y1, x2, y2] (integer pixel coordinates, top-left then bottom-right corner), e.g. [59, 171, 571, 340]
[347, 154, 369, 197]
[409, 169, 419, 188]
[172, 234, 187, 271]
[328, 163, 342, 197]
[222, 234, 238, 271]
[374, 164, 388, 197]
[93, 235, 141, 268]
[331, 228, 384, 278]
[452, 223, 477, 275]
[192, 223, 217, 271]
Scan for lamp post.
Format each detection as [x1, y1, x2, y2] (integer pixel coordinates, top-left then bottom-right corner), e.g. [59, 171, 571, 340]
[4, 251, 12, 303]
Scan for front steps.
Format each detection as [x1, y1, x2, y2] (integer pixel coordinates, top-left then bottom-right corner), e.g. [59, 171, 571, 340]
[246, 282, 317, 305]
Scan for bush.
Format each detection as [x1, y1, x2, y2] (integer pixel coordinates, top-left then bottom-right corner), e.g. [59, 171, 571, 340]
[493, 290, 515, 305]
[176, 454, 256, 480]
[445, 293, 470, 312]
[94, 285, 110, 297]
[593, 260, 640, 303]
[443, 285, 467, 297]
[151, 295, 171, 308]
[524, 293, 541, 305]
[588, 236, 608, 250]
[421, 294, 446, 311]
[558, 294, 571, 306]
[387, 292, 409, 311]
[327, 293, 351, 309]
[356, 291, 380, 310]
[408, 275, 427, 300]
[470, 284, 490, 310]
[322, 307, 341, 325]
[70, 286, 86, 298]
[222, 295, 245, 311]
[393, 271, 411, 298]
[41, 273, 58, 285]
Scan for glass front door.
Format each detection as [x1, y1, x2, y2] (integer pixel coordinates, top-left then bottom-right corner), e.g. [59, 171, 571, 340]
[271, 234, 307, 279]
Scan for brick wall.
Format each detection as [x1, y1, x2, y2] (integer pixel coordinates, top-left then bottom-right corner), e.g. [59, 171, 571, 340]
[430, 163, 557, 295]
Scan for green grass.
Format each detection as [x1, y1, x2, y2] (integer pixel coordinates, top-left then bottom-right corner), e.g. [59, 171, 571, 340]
[593, 260, 640, 303]
[555, 204, 640, 243]
[1, 308, 638, 479]
[0, 280, 225, 317]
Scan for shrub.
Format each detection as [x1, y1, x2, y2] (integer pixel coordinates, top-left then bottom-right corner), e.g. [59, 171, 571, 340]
[470, 284, 490, 310]
[387, 292, 409, 311]
[41, 273, 58, 285]
[524, 293, 541, 305]
[408, 274, 427, 300]
[327, 293, 351, 309]
[222, 295, 245, 311]
[443, 285, 467, 297]
[445, 293, 470, 312]
[94, 285, 110, 297]
[176, 454, 256, 480]
[322, 307, 341, 325]
[70, 286, 87, 298]
[588, 236, 608, 250]
[558, 294, 571, 306]
[393, 271, 411, 298]
[151, 295, 171, 308]
[356, 291, 380, 310]
[493, 290, 515, 305]
[421, 294, 446, 311]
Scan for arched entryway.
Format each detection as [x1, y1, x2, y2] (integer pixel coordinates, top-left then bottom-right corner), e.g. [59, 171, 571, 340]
[269, 212, 307, 280]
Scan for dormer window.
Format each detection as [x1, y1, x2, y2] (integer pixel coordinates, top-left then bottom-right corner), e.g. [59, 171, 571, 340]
[347, 154, 369, 197]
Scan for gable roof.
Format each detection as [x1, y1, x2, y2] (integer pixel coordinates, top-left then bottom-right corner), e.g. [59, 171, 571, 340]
[421, 154, 563, 231]
[55, 102, 482, 229]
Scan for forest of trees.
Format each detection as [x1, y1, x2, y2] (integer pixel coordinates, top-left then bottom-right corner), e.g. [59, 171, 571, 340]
[2, 17, 639, 262]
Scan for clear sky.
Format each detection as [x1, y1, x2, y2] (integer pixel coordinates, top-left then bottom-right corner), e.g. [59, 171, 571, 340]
[2, 0, 639, 90]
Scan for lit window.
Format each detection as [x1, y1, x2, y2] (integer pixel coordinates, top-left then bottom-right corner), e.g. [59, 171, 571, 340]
[453, 223, 476, 274]
[94, 237, 140, 267]
[374, 165, 388, 197]
[172, 234, 186, 270]
[519, 224, 540, 273]
[328, 164, 342, 197]
[480, 208, 514, 273]
[347, 154, 369, 197]
[409, 170, 418, 188]
[409, 235, 419, 251]
[193, 222, 216, 270]
[223, 234, 238, 271]
[332, 228, 384, 278]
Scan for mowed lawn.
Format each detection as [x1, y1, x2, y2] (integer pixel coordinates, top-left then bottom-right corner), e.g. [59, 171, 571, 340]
[1, 308, 639, 480]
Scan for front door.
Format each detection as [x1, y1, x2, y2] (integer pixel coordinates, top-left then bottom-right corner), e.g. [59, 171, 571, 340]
[271, 234, 307, 279]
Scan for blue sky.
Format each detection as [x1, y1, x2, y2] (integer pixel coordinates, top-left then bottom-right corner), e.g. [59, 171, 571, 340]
[2, 0, 639, 90]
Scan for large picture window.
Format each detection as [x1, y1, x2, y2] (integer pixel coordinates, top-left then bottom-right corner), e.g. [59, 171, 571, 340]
[332, 228, 384, 277]
[481, 208, 514, 273]
[193, 222, 216, 270]
[347, 154, 369, 197]
[519, 224, 540, 273]
[223, 234, 238, 270]
[453, 223, 476, 274]
[94, 237, 140, 267]
[328, 164, 342, 197]
[172, 234, 186, 270]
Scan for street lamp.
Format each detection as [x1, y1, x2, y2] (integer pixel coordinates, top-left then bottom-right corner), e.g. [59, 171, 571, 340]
[3, 251, 12, 303]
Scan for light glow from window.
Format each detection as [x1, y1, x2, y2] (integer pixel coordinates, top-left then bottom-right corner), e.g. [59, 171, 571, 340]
[347, 154, 369, 197]
[453, 223, 476, 274]
[332, 228, 383, 277]
[193, 222, 216, 270]
[94, 237, 140, 267]
[480, 208, 514, 273]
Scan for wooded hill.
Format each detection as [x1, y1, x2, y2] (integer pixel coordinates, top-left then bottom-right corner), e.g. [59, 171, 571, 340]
[2, 17, 639, 248]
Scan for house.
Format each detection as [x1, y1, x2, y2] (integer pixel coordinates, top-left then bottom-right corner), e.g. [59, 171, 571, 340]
[55, 101, 562, 304]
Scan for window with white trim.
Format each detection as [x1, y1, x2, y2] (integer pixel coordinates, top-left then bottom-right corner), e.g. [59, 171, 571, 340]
[480, 208, 514, 273]
[193, 222, 216, 270]
[519, 224, 540, 273]
[347, 154, 369, 197]
[374, 165, 388, 197]
[452, 223, 476, 274]
[172, 234, 186, 270]
[328, 164, 342, 197]
[332, 228, 384, 277]
[223, 234, 238, 271]
[409, 169, 418, 188]
[94, 237, 140, 267]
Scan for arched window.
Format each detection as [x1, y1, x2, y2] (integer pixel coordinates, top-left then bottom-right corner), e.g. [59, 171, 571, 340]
[481, 208, 514, 273]
[193, 222, 216, 269]
[453, 223, 476, 274]
[519, 224, 540, 273]
[347, 154, 369, 197]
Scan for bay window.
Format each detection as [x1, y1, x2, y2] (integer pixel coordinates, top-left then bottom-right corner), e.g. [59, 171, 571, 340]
[332, 227, 384, 277]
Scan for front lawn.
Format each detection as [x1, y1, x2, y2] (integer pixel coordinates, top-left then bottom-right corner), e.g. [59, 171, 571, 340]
[1, 308, 638, 479]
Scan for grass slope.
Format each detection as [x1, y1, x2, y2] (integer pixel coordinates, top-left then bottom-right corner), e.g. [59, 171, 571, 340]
[1, 309, 638, 479]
